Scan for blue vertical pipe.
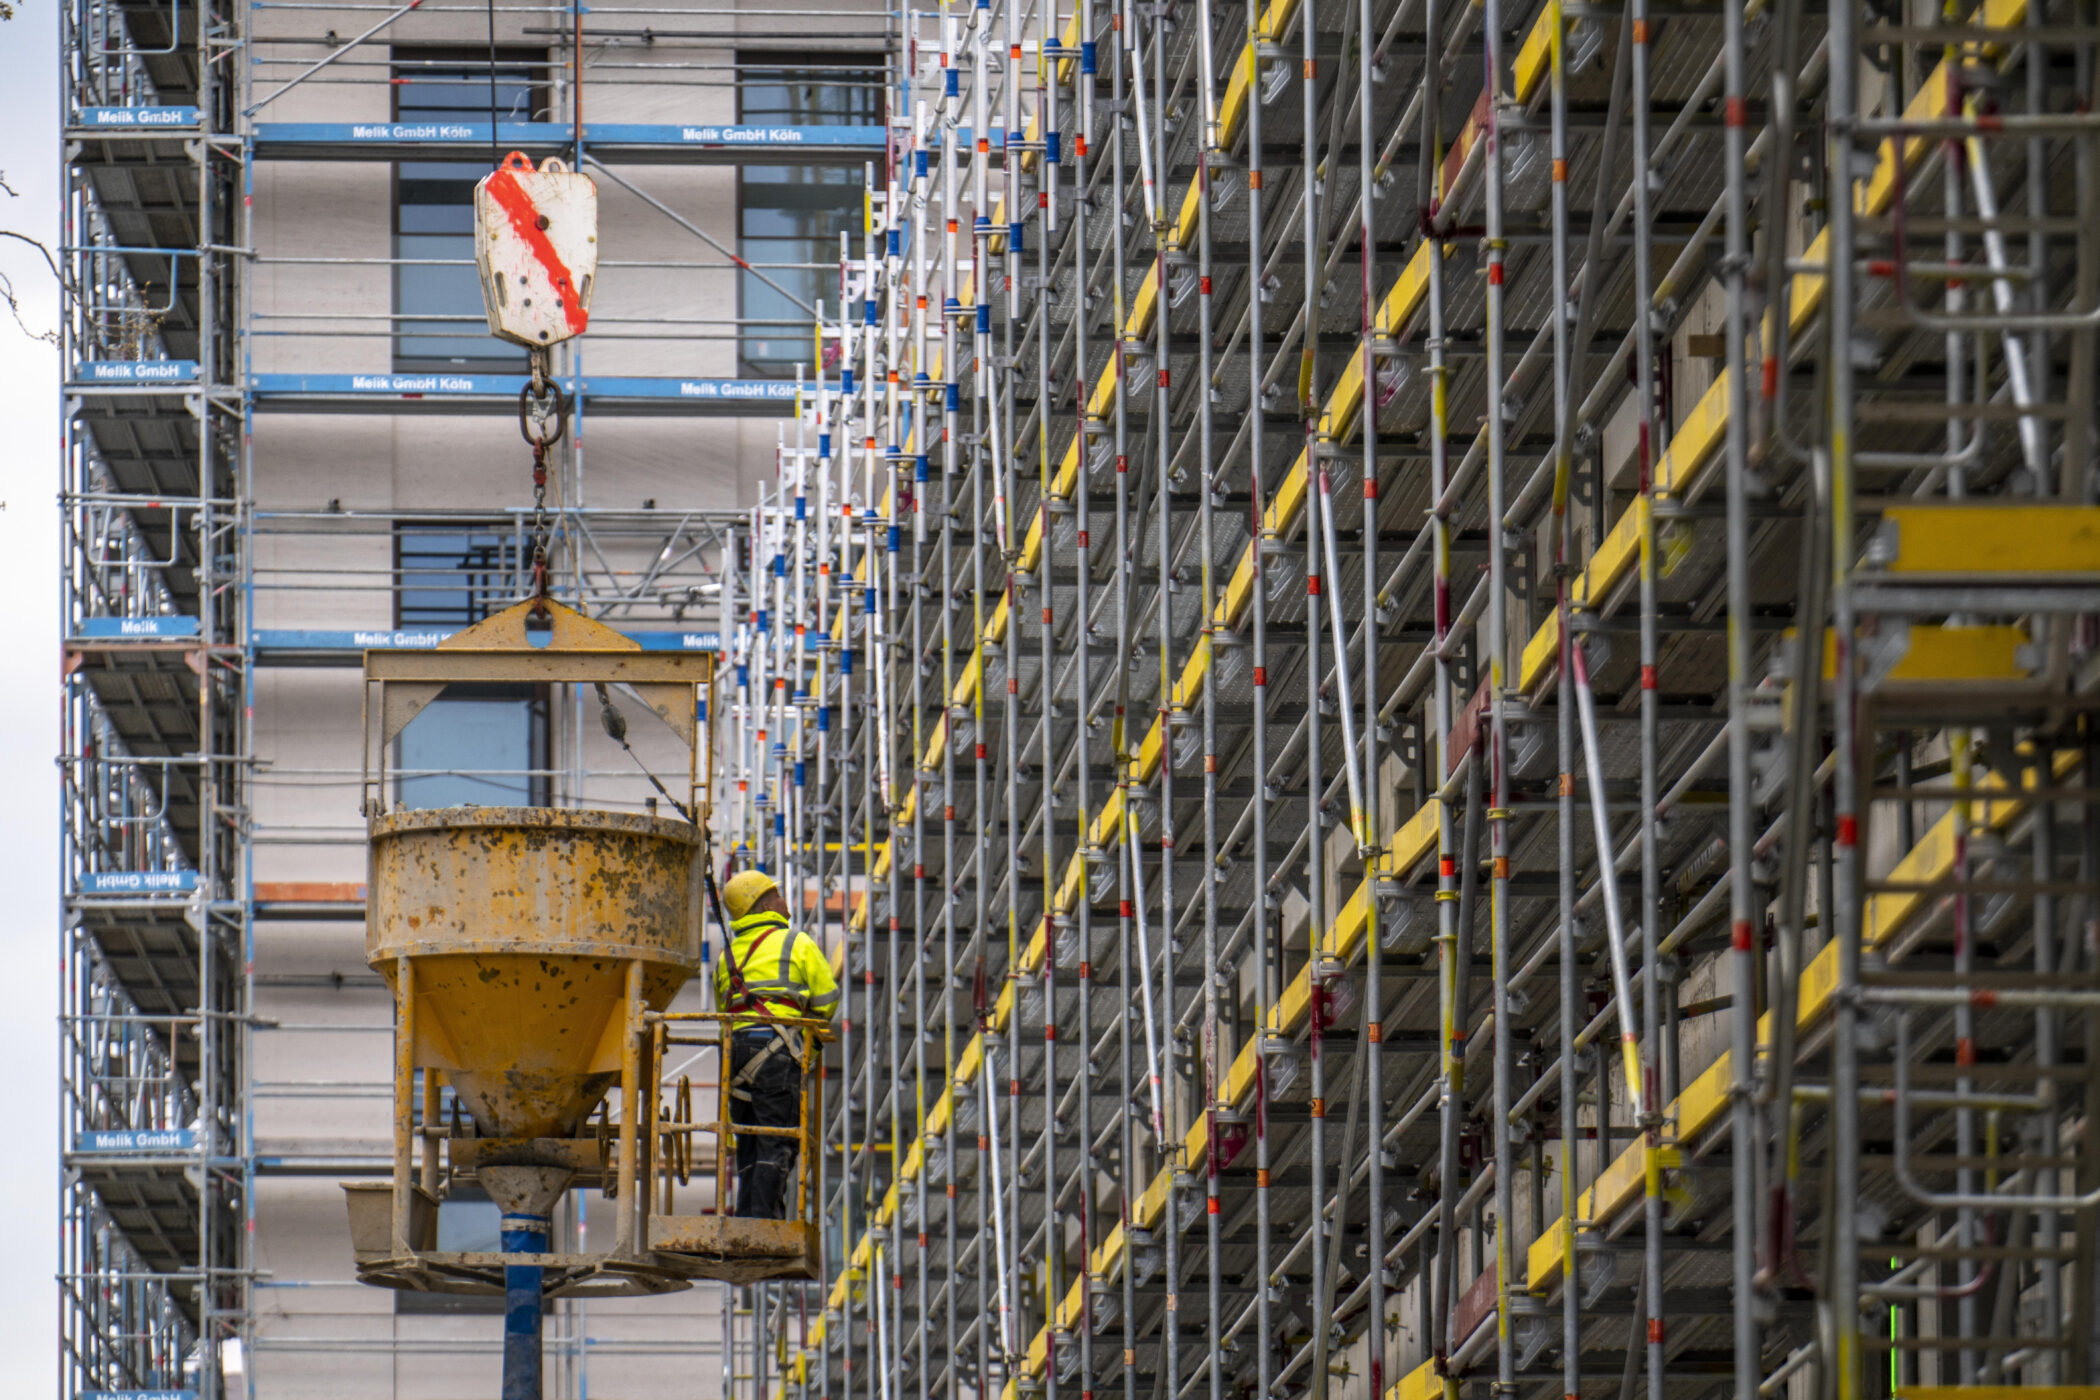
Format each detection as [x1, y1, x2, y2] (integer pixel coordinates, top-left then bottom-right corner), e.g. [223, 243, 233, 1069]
[501, 1211, 549, 1399]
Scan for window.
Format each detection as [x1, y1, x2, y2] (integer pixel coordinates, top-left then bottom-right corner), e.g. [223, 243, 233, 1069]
[396, 525, 518, 627]
[392, 48, 547, 372]
[393, 525, 549, 808]
[736, 54, 887, 376]
[396, 684, 549, 809]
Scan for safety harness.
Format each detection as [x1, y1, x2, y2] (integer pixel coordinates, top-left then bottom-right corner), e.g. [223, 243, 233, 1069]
[721, 910, 807, 1098]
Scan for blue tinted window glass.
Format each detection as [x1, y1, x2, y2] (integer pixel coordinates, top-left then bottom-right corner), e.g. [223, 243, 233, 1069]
[737, 55, 885, 377]
[396, 691, 545, 809]
[391, 49, 543, 371]
[396, 527, 517, 626]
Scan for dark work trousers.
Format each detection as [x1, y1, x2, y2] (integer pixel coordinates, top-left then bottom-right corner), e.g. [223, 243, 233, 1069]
[730, 1028, 802, 1219]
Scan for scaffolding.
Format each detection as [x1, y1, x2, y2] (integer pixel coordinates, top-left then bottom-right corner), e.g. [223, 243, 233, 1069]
[58, 0, 2100, 1394]
[715, 5, 2100, 1400]
[56, 0, 889, 1393]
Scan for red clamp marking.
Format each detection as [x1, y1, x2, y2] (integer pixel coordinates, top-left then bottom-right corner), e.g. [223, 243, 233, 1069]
[1836, 815, 1859, 848]
[1206, 1195, 1220, 1214]
[1648, 1319, 1664, 1345]
[1253, 665, 1266, 687]
[1364, 478, 1378, 498]
[1440, 856, 1455, 878]
[1641, 664, 1658, 691]
[1732, 919, 1754, 952]
[484, 163, 590, 335]
[1120, 900, 1134, 918]
[1724, 96, 1747, 127]
[1972, 989, 1999, 1010]
[1487, 263, 1504, 285]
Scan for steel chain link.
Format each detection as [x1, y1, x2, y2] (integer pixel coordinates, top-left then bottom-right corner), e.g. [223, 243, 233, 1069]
[517, 346, 569, 601]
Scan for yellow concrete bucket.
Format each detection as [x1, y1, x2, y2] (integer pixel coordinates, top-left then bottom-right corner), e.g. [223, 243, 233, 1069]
[367, 805, 702, 1141]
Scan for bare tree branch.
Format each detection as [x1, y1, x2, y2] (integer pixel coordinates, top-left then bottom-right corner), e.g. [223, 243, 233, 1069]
[0, 172, 64, 344]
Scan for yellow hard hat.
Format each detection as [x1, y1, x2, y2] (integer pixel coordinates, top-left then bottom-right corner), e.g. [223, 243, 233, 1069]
[721, 868, 780, 921]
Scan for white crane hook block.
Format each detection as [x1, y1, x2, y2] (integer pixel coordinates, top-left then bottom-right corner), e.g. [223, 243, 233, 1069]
[473, 151, 599, 349]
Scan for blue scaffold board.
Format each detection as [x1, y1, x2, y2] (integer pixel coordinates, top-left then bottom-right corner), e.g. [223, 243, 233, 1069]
[73, 360, 201, 385]
[254, 627, 450, 651]
[81, 1392, 198, 1400]
[74, 106, 200, 129]
[253, 121, 885, 161]
[627, 630, 725, 651]
[255, 627, 722, 653]
[73, 616, 202, 640]
[76, 1128, 199, 1153]
[250, 373, 803, 413]
[78, 870, 201, 894]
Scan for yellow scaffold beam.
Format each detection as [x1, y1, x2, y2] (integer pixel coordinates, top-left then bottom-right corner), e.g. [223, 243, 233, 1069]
[1522, 748, 2076, 1294]
[1517, 0, 2031, 696]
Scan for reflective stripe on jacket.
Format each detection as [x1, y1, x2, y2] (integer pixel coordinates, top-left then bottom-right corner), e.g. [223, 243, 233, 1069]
[714, 909, 840, 1023]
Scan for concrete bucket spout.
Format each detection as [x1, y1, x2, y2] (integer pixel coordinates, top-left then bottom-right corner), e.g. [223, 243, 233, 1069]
[366, 805, 703, 1142]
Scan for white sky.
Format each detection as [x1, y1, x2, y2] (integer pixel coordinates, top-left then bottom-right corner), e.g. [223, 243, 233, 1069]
[2, 0, 79, 1390]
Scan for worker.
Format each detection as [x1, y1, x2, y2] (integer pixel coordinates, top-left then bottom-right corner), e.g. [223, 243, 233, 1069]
[715, 868, 838, 1219]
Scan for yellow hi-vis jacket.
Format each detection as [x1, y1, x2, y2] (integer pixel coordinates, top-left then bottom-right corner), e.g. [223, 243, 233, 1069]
[714, 909, 840, 1023]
